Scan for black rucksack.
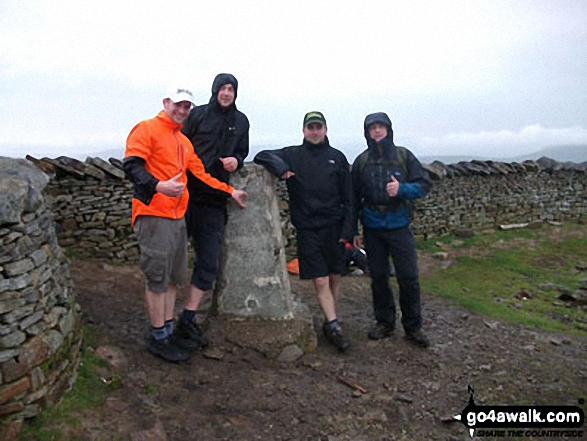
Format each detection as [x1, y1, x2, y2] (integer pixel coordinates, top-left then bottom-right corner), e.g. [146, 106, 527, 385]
[357, 145, 409, 176]
[356, 146, 414, 218]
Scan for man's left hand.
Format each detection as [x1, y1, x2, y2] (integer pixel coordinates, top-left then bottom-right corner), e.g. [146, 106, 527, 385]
[220, 157, 238, 172]
[231, 189, 248, 208]
[386, 176, 399, 197]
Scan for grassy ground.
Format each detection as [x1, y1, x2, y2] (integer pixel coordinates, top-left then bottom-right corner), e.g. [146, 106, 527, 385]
[418, 222, 587, 334]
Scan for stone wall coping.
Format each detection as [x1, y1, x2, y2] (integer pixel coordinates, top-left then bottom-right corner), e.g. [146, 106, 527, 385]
[19, 155, 587, 183]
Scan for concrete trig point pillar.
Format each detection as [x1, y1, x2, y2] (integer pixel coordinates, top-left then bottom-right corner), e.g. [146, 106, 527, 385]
[213, 164, 315, 357]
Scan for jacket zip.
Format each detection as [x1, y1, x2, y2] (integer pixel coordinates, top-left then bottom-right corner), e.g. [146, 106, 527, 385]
[173, 131, 184, 219]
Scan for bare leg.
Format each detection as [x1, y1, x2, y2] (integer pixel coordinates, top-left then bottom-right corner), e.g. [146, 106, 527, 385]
[313, 276, 337, 322]
[185, 284, 206, 311]
[317, 274, 351, 352]
[165, 284, 177, 322]
[145, 288, 167, 328]
[329, 274, 341, 309]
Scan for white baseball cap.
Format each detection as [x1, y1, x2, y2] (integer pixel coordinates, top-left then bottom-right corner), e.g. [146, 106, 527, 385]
[165, 87, 195, 104]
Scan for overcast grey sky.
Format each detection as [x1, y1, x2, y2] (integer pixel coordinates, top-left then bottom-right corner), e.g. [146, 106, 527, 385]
[1, 0, 586, 162]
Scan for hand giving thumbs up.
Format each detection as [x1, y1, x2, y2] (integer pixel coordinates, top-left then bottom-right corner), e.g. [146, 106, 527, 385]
[386, 175, 399, 197]
[156, 173, 184, 198]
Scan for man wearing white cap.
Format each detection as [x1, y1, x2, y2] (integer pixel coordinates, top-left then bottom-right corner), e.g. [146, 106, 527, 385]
[123, 87, 247, 362]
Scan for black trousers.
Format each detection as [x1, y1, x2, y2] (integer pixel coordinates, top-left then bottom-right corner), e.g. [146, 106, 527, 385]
[185, 203, 226, 291]
[363, 226, 422, 332]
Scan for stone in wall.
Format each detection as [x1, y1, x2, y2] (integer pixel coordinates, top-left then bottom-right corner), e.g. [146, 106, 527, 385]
[0, 157, 82, 439]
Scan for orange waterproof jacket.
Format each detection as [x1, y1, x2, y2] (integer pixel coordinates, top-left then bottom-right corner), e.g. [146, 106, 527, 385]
[125, 111, 234, 224]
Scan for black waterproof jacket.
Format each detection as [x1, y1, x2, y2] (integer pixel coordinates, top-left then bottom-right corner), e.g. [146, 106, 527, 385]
[351, 112, 431, 231]
[182, 73, 249, 206]
[254, 136, 353, 240]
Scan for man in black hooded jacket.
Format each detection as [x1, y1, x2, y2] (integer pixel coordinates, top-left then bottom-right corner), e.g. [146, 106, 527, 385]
[352, 112, 432, 348]
[254, 111, 352, 353]
[177, 73, 249, 348]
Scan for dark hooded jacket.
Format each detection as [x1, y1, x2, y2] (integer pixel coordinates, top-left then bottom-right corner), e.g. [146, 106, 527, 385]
[254, 136, 353, 240]
[182, 73, 250, 206]
[352, 112, 431, 231]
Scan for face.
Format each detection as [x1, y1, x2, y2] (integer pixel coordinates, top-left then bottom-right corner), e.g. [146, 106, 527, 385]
[163, 99, 192, 124]
[368, 123, 388, 142]
[303, 122, 327, 145]
[217, 84, 236, 107]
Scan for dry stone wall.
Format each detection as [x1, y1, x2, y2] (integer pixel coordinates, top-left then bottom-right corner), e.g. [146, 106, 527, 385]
[23, 155, 587, 262]
[412, 159, 586, 238]
[46, 177, 137, 262]
[277, 158, 586, 256]
[28, 156, 139, 262]
[0, 158, 81, 438]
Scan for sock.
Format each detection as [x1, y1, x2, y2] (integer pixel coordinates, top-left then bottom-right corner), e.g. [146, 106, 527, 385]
[181, 309, 196, 324]
[164, 319, 174, 337]
[151, 325, 167, 341]
[326, 318, 340, 329]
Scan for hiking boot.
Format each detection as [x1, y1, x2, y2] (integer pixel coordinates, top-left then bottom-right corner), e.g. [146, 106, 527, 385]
[147, 337, 190, 362]
[405, 329, 430, 348]
[323, 323, 351, 353]
[175, 319, 209, 350]
[171, 329, 203, 352]
[367, 322, 395, 340]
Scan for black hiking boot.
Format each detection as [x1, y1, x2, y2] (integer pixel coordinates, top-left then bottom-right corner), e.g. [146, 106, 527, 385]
[147, 337, 190, 362]
[367, 322, 395, 340]
[175, 319, 209, 350]
[171, 328, 203, 352]
[323, 322, 351, 353]
[405, 329, 430, 348]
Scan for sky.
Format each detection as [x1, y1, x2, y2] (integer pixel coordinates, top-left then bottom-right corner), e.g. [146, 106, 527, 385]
[0, 0, 586, 163]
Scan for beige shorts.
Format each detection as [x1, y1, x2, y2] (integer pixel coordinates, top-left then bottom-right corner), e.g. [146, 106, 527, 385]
[134, 216, 189, 292]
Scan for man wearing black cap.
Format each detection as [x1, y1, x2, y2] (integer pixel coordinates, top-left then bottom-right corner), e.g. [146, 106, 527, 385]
[254, 112, 352, 353]
[352, 112, 432, 348]
[177, 73, 250, 349]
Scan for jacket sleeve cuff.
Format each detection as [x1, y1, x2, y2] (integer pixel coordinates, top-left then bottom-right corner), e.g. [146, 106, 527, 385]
[276, 165, 290, 180]
[236, 156, 245, 170]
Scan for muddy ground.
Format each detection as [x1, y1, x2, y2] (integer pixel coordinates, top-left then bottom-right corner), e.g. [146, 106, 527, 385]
[54, 239, 586, 441]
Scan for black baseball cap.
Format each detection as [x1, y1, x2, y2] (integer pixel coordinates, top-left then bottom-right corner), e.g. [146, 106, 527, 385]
[303, 111, 326, 127]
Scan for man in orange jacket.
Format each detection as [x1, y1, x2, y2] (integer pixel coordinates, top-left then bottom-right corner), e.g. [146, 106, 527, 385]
[124, 87, 247, 362]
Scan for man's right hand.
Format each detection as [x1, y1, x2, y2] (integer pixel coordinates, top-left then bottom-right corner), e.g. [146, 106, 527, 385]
[155, 173, 184, 197]
[281, 171, 295, 180]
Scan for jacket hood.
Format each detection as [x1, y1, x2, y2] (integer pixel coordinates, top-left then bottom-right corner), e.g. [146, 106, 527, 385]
[210, 73, 238, 106]
[364, 112, 394, 144]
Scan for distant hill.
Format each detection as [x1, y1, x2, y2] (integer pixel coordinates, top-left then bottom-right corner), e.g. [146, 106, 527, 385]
[511, 144, 586, 163]
[419, 144, 586, 165]
[75, 147, 125, 161]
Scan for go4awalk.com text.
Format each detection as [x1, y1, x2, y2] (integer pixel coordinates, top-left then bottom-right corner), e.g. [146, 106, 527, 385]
[453, 386, 585, 438]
